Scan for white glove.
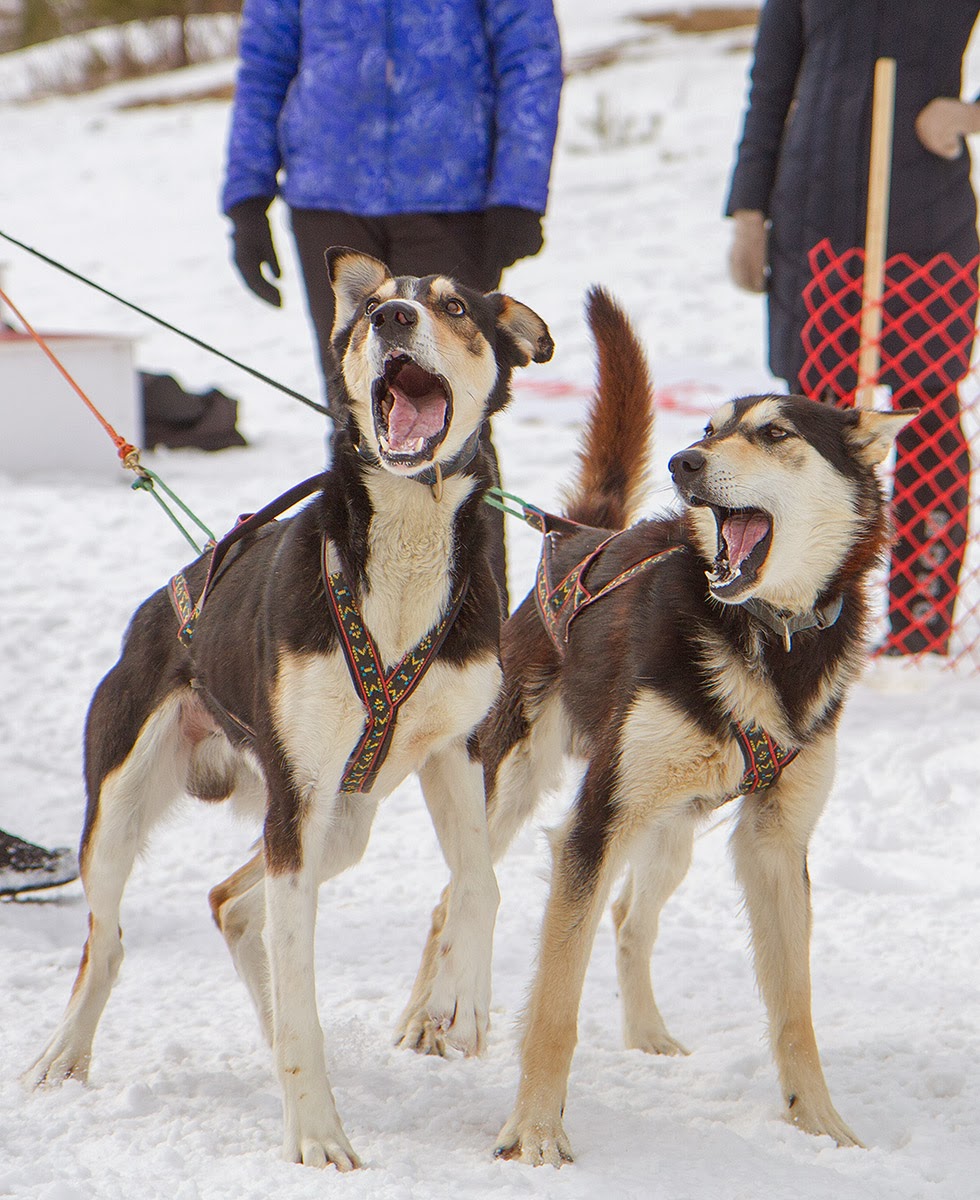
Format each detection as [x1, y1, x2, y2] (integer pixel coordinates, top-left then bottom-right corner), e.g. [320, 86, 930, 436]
[916, 97, 980, 160]
[728, 209, 767, 293]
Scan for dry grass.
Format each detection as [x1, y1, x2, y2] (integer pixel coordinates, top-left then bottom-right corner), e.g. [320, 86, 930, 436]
[118, 81, 235, 109]
[633, 6, 759, 34]
[567, 5, 757, 76]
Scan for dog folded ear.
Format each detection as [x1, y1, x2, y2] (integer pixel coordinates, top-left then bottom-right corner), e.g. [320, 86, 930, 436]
[495, 295, 555, 366]
[845, 407, 921, 466]
[325, 247, 393, 334]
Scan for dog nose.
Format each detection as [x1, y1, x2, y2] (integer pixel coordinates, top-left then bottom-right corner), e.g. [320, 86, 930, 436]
[668, 448, 706, 481]
[370, 300, 418, 330]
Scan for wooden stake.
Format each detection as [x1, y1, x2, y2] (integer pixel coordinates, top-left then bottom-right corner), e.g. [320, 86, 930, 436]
[856, 56, 896, 409]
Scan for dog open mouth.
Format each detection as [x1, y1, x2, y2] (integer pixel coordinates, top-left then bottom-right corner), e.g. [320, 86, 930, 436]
[698, 502, 773, 600]
[371, 353, 451, 468]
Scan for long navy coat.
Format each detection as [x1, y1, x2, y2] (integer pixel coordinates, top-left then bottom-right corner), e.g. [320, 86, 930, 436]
[222, 0, 563, 218]
[726, 0, 980, 389]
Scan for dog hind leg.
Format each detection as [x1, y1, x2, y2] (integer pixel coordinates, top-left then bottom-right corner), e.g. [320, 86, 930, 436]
[495, 759, 620, 1167]
[611, 814, 695, 1056]
[26, 690, 189, 1087]
[395, 695, 567, 1055]
[730, 785, 862, 1147]
[209, 851, 273, 1042]
[405, 741, 499, 1058]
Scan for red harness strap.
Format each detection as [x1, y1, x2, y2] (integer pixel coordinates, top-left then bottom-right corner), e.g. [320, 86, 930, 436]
[322, 542, 469, 794]
[535, 529, 685, 652]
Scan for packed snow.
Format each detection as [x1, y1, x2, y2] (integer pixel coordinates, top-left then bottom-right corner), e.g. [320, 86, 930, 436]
[2, 3, 979, 1198]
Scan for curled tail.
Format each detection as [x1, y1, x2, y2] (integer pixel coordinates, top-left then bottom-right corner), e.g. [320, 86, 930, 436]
[561, 287, 653, 531]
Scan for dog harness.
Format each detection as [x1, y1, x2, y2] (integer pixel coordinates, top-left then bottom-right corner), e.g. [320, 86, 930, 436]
[727, 719, 798, 799]
[322, 543, 469, 794]
[168, 473, 326, 645]
[496, 495, 800, 800]
[536, 526, 685, 651]
[166, 474, 467, 794]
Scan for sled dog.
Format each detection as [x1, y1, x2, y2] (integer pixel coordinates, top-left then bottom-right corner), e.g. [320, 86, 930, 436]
[26, 249, 553, 1170]
[404, 288, 913, 1165]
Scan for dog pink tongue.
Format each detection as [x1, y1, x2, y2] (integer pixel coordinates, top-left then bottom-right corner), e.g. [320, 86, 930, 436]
[387, 387, 447, 451]
[723, 511, 769, 569]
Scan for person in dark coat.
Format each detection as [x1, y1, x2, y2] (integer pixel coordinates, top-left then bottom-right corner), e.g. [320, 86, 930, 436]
[726, 0, 980, 655]
[220, 0, 563, 613]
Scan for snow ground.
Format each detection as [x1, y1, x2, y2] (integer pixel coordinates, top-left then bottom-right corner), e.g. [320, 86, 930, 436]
[1, 4, 979, 1198]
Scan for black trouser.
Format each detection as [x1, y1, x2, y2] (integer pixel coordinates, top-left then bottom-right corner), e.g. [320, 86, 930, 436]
[290, 208, 510, 613]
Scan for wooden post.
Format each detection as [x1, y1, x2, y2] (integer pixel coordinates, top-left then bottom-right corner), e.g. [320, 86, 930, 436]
[856, 56, 896, 409]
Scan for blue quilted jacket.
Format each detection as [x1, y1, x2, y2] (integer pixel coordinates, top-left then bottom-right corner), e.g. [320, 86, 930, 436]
[221, 0, 563, 217]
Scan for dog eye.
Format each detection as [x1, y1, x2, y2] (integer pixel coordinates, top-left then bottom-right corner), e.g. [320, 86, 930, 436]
[445, 298, 466, 317]
[764, 424, 792, 441]
[364, 298, 380, 315]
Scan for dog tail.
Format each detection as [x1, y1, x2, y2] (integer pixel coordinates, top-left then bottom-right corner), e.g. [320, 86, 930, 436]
[560, 287, 653, 532]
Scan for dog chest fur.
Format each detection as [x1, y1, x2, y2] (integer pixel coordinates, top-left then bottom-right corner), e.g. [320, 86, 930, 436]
[272, 650, 501, 800]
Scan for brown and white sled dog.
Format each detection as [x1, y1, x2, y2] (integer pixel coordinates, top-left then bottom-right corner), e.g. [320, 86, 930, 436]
[25, 248, 553, 1169]
[404, 290, 914, 1165]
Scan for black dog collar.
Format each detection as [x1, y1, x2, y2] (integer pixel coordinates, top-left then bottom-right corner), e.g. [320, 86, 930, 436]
[353, 426, 484, 487]
[741, 594, 844, 653]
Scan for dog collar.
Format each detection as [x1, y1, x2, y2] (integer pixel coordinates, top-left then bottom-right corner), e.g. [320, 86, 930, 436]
[353, 426, 483, 488]
[740, 594, 844, 653]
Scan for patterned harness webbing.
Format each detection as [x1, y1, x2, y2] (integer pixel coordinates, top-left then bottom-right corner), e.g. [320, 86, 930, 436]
[535, 528, 685, 653]
[167, 473, 326, 646]
[323, 543, 468, 794]
[729, 720, 799, 798]
[498, 496, 800, 798]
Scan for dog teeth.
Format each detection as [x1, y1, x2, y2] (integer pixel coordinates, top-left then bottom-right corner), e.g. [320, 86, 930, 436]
[706, 565, 741, 587]
[376, 432, 427, 457]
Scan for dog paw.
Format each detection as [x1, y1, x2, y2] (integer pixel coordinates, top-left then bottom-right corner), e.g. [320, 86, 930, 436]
[23, 1042, 90, 1089]
[494, 1113, 574, 1167]
[286, 1131, 362, 1171]
[627, 1031, 690, 1056]
[785, 1096, 864, 1148]
[424, 949, 490, 1057]
[393, 1011, 447, 1058]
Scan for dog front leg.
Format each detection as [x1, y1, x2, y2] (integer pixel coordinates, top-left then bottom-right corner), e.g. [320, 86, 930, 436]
[263, 803, 361, 1170]
[731, 777, 862, 1148]
[408, 740, 499, 1058]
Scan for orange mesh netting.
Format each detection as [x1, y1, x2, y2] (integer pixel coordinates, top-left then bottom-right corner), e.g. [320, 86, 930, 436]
[799, 237, 979, 667]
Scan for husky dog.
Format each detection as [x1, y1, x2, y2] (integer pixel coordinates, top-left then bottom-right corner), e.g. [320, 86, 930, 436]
[403, 289, 913, 1165]
[26, 249, 553, 1170]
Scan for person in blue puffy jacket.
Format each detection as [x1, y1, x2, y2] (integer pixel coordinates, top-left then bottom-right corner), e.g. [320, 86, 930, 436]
[221, 0, 562, 613]
[222, 0, 562, 388]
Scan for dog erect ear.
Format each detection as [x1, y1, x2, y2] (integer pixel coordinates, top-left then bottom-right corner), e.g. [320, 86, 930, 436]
[325, 247, 392, 333]
[846, 407, 920, 466]
[495, 295, 555, 366]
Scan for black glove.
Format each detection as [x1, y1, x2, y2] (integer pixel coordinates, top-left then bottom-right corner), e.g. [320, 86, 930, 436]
[228, 197, 282, 307]
[482, 206, 544, 277]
